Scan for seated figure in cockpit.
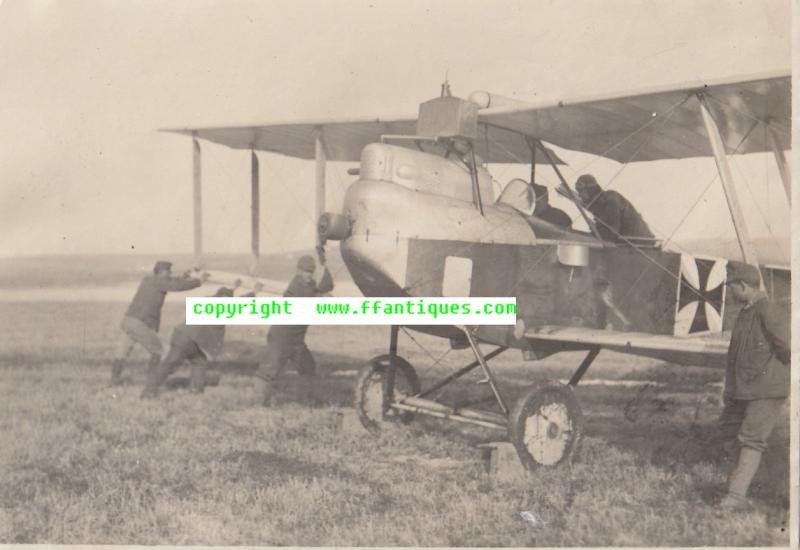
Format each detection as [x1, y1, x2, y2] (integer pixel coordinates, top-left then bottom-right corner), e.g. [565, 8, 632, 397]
[496, 179, 571, 228]
[531, 181, 571, 228]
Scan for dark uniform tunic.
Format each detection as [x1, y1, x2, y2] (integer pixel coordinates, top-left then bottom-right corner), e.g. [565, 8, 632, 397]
[536, 205, 572, 228]
[719, 292, 790, 452]
[259, 269, 334, 380]
[585, 190, 654, 243]
[126, 275, 202, 331]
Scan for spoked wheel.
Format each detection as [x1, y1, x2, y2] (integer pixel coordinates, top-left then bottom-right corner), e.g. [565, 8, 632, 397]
[509, 382, 582, 470]
[354, 354, 421, 432]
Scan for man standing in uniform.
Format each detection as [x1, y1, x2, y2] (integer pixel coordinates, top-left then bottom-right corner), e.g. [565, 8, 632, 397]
[110, 260, 203, 386]
[717, 261, 790, 509]
[140, 286, 238, 398]
[256, 250, 333, 406]
[574, 174, 654, 243]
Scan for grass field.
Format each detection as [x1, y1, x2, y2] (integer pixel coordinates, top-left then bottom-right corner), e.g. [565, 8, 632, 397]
[0, 256, 791, 545]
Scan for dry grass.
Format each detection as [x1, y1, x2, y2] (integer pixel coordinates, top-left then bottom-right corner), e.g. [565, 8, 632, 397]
[0, 300, 790, 546]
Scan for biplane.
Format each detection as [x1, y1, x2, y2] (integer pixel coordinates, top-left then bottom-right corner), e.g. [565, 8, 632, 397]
[165, 70, 790, 470]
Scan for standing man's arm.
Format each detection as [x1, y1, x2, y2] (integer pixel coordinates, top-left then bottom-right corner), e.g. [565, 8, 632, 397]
[314, 245, 334, 294]
[155, 273, 205, 292]
[760, 303, 791, 365]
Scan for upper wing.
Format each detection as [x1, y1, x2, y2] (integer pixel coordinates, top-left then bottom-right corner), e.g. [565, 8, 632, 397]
[480, 71, 790, 163]
[165, 118, 417, 161]
[162, 116, 566, 164]
[525, 325, 729, 368]
[164, 71, 789, 164]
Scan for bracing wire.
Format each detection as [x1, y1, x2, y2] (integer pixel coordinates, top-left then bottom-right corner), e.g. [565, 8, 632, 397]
[729, 153, 789, 265]
[400, 327, 453, 373]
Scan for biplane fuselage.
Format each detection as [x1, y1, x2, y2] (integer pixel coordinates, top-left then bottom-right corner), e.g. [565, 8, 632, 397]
[336, 142, 789, 367]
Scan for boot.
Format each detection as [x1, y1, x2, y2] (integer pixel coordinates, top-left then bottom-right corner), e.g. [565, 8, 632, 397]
[256, 377, 276, 407]
[141, 358, 169, 399]
[297, 375, 318, 406]
[719, 447, 762, 510]
[146, 354, 161, 376]
[189, 361, 207, 394]
[109, 359, 124, 386]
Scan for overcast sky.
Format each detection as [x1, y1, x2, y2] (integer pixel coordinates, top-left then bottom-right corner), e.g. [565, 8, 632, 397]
[0, 0, 791, 263]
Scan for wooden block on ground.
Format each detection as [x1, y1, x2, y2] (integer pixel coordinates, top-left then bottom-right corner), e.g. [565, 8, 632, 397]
[478, 441, 527, 479]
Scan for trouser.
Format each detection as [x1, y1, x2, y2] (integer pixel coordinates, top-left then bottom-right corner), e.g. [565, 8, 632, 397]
[116, 316, 164, 358]
[718, 397, 787, 453]
[718, 398, 786, 500]
[143, 330, 207, 396]
[112, 316, 163, 382]
[257, 327, 316, 401]
[258, 327, 317, 380]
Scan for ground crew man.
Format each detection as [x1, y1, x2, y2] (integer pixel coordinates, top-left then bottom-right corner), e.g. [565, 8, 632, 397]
[574, 174, 654, 243]
[717, 261, 790, 510]
[140, 286, 243, 398]
[256, 251, 333, 406]
[111, 260, 203, 385]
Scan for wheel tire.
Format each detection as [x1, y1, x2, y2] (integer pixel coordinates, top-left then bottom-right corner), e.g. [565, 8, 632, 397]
[354, 354, 421, 432]
[508, 382, 582, 470]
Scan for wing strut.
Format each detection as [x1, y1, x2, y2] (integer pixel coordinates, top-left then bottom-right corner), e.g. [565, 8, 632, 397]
[314, 127, 328, 246]
[697, 94, 760, 267]
[765, 123, 791, 205]
[527, 137, 536, 183]
[468, 144, 485, 216]
[192, 133, 203, 267]
[250, 150, 261, 270]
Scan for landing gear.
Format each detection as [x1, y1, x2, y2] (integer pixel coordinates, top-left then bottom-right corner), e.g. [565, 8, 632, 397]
[354, 354, 420, 431]
[352, 325, 600, 471]
[508, 383, 582, 469]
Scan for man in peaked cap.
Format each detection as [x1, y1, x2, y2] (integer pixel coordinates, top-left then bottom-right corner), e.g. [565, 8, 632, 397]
[716, 261, 790, 510]
[141, 286, 240, 398]
[256, 250, 333, 406]
[110, 260, 204, 386]
[575, 174, 654, 243]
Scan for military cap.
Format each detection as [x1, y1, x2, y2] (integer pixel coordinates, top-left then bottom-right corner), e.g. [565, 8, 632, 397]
[297, 255, 316, 273]
[575, 174, 601, 192]
[726, 261, 761, 287]
[214, 287, 234, 297]
[153, 260, 172, 273]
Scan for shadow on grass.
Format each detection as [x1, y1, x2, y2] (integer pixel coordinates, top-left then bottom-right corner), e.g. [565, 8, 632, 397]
[584, 401, 790, 514]
[222, 449, 390, 497]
